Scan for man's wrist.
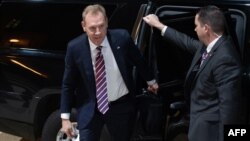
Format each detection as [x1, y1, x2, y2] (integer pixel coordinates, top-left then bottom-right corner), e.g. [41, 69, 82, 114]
[147, 79, 156, 86]
[61, 113, 70, 119]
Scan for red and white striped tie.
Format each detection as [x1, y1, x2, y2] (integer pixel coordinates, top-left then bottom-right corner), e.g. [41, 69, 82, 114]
[95, 46, 109, 114]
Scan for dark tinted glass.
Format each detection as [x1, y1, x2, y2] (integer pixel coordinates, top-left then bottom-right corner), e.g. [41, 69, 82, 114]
[0, 3, 117, 51]
[154, 15, 195, 82]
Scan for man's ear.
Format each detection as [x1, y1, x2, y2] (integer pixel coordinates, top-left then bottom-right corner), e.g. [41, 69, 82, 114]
[204, 24, 210, 32]
[81, 21, 86, 31]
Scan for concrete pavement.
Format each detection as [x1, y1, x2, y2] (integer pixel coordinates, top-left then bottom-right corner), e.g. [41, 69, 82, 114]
[0, 132, 22, 141]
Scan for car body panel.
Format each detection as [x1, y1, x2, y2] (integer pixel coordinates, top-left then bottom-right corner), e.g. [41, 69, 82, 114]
[0, 0, 249, 140]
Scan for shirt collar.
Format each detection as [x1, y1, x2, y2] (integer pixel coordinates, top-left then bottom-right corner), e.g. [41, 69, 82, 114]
[206, 35, 222, 53]
[89, 36, 109, 52]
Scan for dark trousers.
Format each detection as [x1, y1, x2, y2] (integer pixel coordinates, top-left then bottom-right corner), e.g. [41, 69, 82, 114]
[79, 95, 136, 141]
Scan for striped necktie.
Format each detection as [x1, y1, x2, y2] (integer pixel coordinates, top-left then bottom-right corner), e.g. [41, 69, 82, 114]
[95, 46, 109, 114]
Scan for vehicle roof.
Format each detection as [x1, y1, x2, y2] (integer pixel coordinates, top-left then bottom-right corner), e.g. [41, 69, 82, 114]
[148, 0, 250, 8]
[3, 0, 250, 6]
[3, 0, 250, 4]
[1, 0, 147, 4]
[155, 0, 250, 2]
[153, 0, 250, 4]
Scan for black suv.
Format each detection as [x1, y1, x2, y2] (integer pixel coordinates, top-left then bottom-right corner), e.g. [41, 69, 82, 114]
[0, 0, 249, 141]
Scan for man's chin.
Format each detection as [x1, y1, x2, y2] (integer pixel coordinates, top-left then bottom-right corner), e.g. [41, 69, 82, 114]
[94, 39, 104, 46]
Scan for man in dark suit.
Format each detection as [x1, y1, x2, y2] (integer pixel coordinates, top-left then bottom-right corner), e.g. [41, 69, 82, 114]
[60, 4, 158, 141]
[143, 5, 243, 141]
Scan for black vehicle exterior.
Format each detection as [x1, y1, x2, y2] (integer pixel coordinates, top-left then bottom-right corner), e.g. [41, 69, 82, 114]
[134, 1, 250, 140]
[0, 0, 249, 141]
[0, 0, 147, 140]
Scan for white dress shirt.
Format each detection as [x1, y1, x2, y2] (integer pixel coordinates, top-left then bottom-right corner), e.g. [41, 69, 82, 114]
[206, 35, 221, 53]
[89, 36, 129, 102]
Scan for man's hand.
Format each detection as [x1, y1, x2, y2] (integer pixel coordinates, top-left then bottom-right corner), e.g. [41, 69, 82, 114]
[143, 14, 165, 31]
[61, 119, 76, 138]
[147, 82, 159, 94]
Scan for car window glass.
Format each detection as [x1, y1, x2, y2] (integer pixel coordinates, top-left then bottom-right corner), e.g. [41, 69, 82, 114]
[152, 9, 196, 83]
[225, 9, 246, 56]
[0, 3, 116, 51]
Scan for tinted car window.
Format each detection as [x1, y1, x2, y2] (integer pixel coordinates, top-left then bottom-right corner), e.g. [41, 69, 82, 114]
[0, 2, 138, 51]
[0, 3, 85, 50]
[153, 11, 196, 83]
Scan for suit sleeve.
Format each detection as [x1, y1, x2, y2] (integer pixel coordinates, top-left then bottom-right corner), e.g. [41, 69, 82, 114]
[164, 27, 202, 54]
[60, 44, 78, 114]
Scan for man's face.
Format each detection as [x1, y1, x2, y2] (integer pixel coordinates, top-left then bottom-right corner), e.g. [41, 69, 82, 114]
[194, 14, 206, 43]
[82, 11, 107, 46]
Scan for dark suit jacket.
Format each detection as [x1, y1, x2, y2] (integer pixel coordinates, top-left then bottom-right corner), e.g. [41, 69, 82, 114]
[60, 29, 154, 130]
[164, 27, 242, 141]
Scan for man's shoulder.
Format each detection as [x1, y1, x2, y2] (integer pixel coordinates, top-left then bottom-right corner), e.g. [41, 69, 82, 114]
[65, 33, 87, 52]
[68, 33, 86, 46]
[108, 29, 130, 37]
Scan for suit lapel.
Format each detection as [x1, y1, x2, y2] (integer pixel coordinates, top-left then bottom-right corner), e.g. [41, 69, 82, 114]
[184, 36, 226, 97]
[186, 47, 204, 80]
[197, 36, 226, 74]
[79, 36, 96, 93]
[107, 31, 130, 88]
[184, 47, 203, 99]
[107, 31, 127, 78]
